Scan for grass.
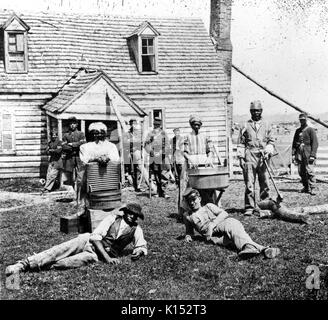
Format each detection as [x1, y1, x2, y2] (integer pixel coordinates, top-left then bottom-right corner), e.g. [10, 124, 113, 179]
[1, 178, 328, 300]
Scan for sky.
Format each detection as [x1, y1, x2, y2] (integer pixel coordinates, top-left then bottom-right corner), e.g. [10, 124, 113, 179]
[1, 0, 328, 117]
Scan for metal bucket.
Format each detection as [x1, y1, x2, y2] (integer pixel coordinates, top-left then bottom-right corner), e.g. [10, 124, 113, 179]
[188, 166, 229, 190]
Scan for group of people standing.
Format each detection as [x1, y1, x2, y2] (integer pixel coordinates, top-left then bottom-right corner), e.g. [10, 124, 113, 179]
[10, 102, 318, 276]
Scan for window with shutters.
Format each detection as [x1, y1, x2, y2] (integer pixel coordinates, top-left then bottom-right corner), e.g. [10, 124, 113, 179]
[5, 32, 28, 73]
[0, 111, 15, 154]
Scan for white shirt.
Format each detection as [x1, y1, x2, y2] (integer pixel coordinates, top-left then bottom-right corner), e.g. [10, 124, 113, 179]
[89, 210, 148, 255]
[79, 140, 120, 165]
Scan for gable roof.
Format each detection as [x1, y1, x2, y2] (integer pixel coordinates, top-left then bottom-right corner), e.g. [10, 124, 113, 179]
[127, 21, 160, 38]
[1, 13, 30, 31]
[0, 10, 230, 95]
[43, 68, 146, 116]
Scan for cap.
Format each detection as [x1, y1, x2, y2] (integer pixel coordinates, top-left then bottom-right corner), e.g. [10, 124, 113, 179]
[250, 100, 263, 110]
[120, 202, 144, 220]
[88, 122, 107, 132]
[68, 116, 78, 124]
[189, 115, 202, 125]
[183, 187, 200, 199]
[299, 113, 307, 119]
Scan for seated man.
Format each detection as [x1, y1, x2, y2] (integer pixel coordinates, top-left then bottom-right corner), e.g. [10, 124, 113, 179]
[5, 202, 147, 275]
[182, 188, 280, 259]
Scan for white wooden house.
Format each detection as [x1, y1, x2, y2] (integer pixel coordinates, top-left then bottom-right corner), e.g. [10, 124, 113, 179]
[0, 9, 232, 178]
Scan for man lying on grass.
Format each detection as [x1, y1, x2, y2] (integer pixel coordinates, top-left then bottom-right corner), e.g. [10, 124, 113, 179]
[5, 202, 147, 275]
[182, 188, 280, 260]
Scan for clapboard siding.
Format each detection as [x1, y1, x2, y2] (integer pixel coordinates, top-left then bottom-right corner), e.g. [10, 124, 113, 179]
[134, 93, 229, 158]
[0, 94, 49, 178]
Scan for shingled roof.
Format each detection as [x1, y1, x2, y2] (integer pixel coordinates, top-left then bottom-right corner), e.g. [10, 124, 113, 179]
[0, 10, 230, 95]
[43, 68, 146, 115]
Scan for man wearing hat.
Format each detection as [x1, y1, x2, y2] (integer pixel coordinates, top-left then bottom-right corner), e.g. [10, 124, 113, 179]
[123, 119, 143, 192]
[182, 188, 280, 260]
[170, 127, 185, 187]
[5, 202, 147, 275]
[43, 130, 63, 193]
[237, 100, 275, 216]
[62, 117, 86, 192]
[292, 113, 318, 195]
[144, 116, 171, 198]
[178, 114, 215, 218]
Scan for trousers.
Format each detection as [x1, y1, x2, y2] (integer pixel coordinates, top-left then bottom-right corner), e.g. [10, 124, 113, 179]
[297, 157, 315, 190]
[44, 163, 61, 191]
[27, 233, 98, 270]
[212, 217, 265, 252]
[242, 151, 269, 210]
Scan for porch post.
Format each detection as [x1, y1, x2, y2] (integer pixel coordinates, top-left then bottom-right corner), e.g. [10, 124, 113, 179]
[58, 119, 63, 140]
[81, 120, 85, 134]
[46, 114, 51, 142]
[117, 121, 125, 185]
[57, 118, 63, 187]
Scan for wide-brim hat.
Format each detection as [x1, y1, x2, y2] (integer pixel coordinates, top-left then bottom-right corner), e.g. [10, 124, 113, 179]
[120, 202, 144, 220]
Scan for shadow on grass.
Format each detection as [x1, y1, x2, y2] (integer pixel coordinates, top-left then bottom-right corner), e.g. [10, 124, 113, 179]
[55, 198, 75, 203]
[278, 188, 301, 192]
[225, 208, 245, 214]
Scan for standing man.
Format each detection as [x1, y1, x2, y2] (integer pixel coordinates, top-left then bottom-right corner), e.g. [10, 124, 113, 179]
[292, 113, 318, 195]
[170, 128, 185, 187]
[43, 131, 63, 193]
[123, 119, 143, 192]
[237, 100, 275, 216]
[144, 117, 171, 198]
[62, 117, 86, 210]
[179, 115, 215, 217]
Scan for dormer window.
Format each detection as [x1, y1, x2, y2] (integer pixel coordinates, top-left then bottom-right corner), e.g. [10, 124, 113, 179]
[2, 13, 30, 73]
[127, 21, 160, 74]
[141, 38, 155, 72]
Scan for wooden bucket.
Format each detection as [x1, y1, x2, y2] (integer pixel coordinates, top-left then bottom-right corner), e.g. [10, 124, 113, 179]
[188, 166, 229, 190]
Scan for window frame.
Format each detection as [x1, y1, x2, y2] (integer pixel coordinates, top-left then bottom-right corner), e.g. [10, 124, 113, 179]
[0, 109, 16, 155]
[147, 108, 166, 129]
[4, 31, 29, 74]
[139, 35, 158, 74]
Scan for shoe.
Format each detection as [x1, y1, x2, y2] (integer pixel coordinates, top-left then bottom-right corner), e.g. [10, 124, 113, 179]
[238, 244, 260, 260]
[263, 247, 280, 259]
[300, 188, 310, 193]
[135, 188, 142, 193]
[244, 209, 253, 216]
[308, 189, 316, 196]
[5, 262, 26, 276]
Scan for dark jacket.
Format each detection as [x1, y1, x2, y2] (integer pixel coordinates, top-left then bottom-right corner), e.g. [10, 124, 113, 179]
[46, 139, 63, 169]
[292, 125, 319, 159]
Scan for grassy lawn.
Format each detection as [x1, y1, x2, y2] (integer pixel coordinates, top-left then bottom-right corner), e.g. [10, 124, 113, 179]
[1, 178, 328, 300]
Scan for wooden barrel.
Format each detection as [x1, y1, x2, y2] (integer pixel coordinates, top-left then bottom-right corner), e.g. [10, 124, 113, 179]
[86, 162, 122, 210]
[188, 166, 229, 190]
